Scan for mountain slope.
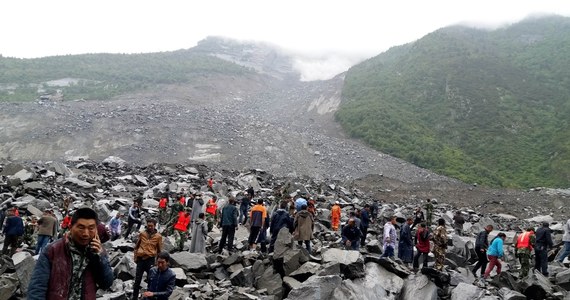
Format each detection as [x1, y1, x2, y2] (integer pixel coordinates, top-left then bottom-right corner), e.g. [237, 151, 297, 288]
[336, 15, 570, 188]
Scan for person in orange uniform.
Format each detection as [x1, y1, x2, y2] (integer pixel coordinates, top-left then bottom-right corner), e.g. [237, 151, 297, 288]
[158, 194, 169, 224]
[178, 189, 186, 206]
[173, 209, 191, 251]
[248, 199, 267, 252]
[515, 227, 535, 277]
[331, 201, 341, 231]
[205, 196, 218, 232]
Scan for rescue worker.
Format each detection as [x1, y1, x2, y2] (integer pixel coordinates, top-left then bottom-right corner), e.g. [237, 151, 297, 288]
[23, 216, 38, 248]
[515, 227, 535, 277]
[158, 194, 169, 224]
[205, 196, 218, 232]
[173, 208, 191, 251]
[425, 199, 434, 227]
[331, 201, 341, 231]
[59, 211, 72, 238]
[433, 218, 448, 270]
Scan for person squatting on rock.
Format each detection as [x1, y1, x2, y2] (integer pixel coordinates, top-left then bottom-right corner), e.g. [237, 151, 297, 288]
[269, 200, 294, 253]
[472, 224, 493, 278]
[248, 199, 267, 251]
[294, 204, 314, 253]
[557, 216, 570, 264]
[142, 251, 176, 300]
[124, 201, 143, 239]
[534, 222, 554, 276]
[381, 216, 397, 258]
[515, 227, 535, 278]
[27, 207, 114, 300]
[132, 219, 163, 300]
[173, 208, 191, 251]
[424, 199, 434, 227]
[413, 223, 430, 271]
[411, 207, 424, 230]
[330, 201, 341, 231]
[433, 218, 448, 270]
[1, 207, 24, 256]
[484, 232, 506, 280]
[190, 213, 208, 254]
[453, 211, 465, 236]
[108, 212, 123, 241]
[360, 204, 370, 246]
[218, 198, 239, 253]
[341, 218, 362, 250]
[398, 217, 414, 267]
[35, 209, 58, 255]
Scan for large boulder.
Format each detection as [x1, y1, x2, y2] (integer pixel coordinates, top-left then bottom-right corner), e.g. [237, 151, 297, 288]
[285, 275, 342, 300]
[322, 248, 364, 279]
[170, 252, 208, 271]
[450, 282, 484, 300]
[400, 274, 438, 300]
[13, 252, 35, 296]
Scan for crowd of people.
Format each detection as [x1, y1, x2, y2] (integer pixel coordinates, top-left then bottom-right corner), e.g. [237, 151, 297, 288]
[2, 181, 570, 299]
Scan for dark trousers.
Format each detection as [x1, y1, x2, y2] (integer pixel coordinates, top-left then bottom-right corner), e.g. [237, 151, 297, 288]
[535, 247, 549, 276]
[382, 245, 395, 258]
[218, 225, 236, 253]
[1, 235, 19, 256]
[297, 240, 311, 253]
[360, 226, 368, 246]
[472, 246, 488, 276]
[413, 251, 429, 269]
[248, 226, 261, 246]
[133, 257, 155, 300]
[124, 218, 142, 238]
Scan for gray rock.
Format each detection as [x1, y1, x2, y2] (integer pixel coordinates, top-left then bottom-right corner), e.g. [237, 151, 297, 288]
[498, 287, 526, 300]
[11, 169, 34, 182]
[274, 227, 294, 260]
[0, 274, 19, 300]
[13, 252, 35, 296]
[289, 262, 322, 282]
[256, 267, 283, 298]
[283, 276, 302, 290]
[24, 181, 45, 190]
[285, 275, 342, 300]
[400, 274, 438, 300]
[555, 267, 570, 290]
[450, 282, 484, 300]
[522, 270, 555, 299]
[317, 261, 341, 276]
[170, 252, 209, 271]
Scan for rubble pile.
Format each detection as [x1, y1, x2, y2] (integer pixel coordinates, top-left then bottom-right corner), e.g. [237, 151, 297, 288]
[1, 158, 570, 299]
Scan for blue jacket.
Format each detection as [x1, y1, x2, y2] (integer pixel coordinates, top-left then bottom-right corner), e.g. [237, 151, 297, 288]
[487, 237, 504, 257]
[3, 215, 24, 236]
[220, 204, 239, 226]
[360, 209, 370, 228]
[270, 209, 293, 236]
[146, 267, 176, 300]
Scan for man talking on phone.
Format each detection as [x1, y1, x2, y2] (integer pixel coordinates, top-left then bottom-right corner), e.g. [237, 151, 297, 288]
[28, 207, 114, 300]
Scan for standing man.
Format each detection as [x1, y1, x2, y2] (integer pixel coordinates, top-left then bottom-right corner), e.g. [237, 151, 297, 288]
[453, 211, 465, 236]
[173, 209, 191, 251]
[472, 225, 493, 278]
[557, 217, 570, 264]
[35, 209, 58, 255]
[330, 201, 341, 231]
[27, 207, 114, 300]
[239, 194, 251, 225]
[124, 201, 142, 239]
[534, 222, 554, 276]
[433, 218, 448, 271]
[218, 198, 239, 254]
[143, 251, 176, 300]
[360, 204, 371, 246]
[248, 199, 267, 252]
[425, 199, 434, 227]
[398, 217, 414, 266]
[294, 204, 314, 253]
[413, 223, 431, 272]
[371, 200, 379, 223]
[132, 219, 163, 300]
[515, 227, 535, 278]
[1, 207, 24, 256]
[205, 196, 218, 232]
[268, 201, 293, 253]
[381, 216, 397, 258]
[191, 194, 205, 230]
[341, 218, 362, 250]
[190, 213, 208, 254]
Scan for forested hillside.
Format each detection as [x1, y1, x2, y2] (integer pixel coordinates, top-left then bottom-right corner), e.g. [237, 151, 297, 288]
[336, 16, 570, 188]
[0, 46, 252, 102]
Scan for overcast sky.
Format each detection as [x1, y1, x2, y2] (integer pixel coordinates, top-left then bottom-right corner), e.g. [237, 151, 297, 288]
[2, 0, 570, 80]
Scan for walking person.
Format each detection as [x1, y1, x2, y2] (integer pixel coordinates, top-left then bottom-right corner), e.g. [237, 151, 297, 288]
[189, 213, 208, 254]
[205, 196, 218, 232]
[1, 207, 24, 256]
[484, 232, 507, 280]
[35, 209, 58, 255]
[413, 223, 431, 272]
[534, 222, 554, 276]
[330, 201, 341, 231]
[268, 200, 293, 253]
[398, 217, 414, 267]
[360, 204, 371, 246]
[472, 225, 493, 278]
[124, 201, 143, 239]
[425, 199, 434, 227]
[411, 207, 425, 230]
[453, 211, 465, 236]
[381, 216, 397, 258]
[239, 194, 251, 225]
[247, 199, 267, 251]
[173, 209, 191, 251]
[218, 198, 239, 253]
[27, 207, 114, 300]
[132, 219, 163, 300]
[294, 204, 314, 253]
[515, 228, 535, 277]
[433, 218, 448, 270]
[142, 251, 176, 300]
[556, 217, 570, 264]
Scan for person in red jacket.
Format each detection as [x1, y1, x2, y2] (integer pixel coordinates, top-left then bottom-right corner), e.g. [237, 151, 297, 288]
[173, 209, 191, 251]
[205, 196, 218, 232]
[158, 195, 169, 224]
[413, 223, 431, 272]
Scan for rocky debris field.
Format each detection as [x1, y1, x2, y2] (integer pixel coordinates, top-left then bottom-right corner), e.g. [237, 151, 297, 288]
[2, 159, 570, 299]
